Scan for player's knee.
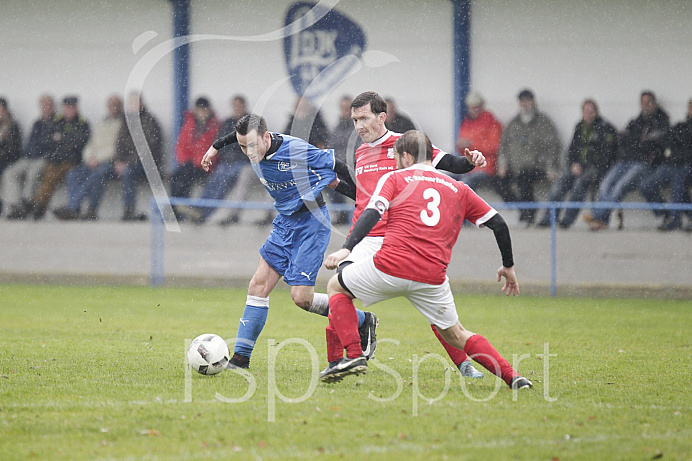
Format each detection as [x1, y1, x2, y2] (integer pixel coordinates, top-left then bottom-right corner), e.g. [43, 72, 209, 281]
[327, 274, 343, 297]
[291, 292, 312, 311]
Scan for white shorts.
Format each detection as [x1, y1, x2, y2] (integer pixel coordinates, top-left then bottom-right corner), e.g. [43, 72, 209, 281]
[340, 257, 459, 330]
[340, 236, 384, 266]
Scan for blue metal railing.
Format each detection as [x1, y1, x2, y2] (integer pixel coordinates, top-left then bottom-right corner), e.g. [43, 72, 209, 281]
[150, 197, 692, 294]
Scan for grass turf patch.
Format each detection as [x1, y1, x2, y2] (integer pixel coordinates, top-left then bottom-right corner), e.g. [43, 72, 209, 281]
[0, 284, 690, 460]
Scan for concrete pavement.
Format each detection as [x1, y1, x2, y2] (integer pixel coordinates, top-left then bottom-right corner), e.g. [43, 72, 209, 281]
[1, 209, 690, 298]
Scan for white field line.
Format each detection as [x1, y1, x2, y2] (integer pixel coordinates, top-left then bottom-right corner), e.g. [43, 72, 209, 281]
[2, 398, 689, 412]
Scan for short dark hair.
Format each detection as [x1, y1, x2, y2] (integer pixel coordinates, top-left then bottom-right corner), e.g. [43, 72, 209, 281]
[641, 90, 656, 101]
[235, 114, 267, 136]
[393, 130, 432, 163]
[351, 91, 388, 115]
[195, 97, 211, 108]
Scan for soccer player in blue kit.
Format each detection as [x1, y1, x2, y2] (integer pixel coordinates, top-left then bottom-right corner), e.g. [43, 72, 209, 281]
[201, 114, 376, 369]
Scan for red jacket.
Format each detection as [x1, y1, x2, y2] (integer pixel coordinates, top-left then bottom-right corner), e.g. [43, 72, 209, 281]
[457, 110, 502, 176]
[175, 111, 220, 168]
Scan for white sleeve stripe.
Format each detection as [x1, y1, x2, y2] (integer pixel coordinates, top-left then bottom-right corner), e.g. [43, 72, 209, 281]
[431, 148, 448, 168]
[474, 209, 498, 227]
[367, 195, 390, 214]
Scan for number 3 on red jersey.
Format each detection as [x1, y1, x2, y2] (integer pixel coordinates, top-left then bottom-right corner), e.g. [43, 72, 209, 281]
[420, 188, 441, 226]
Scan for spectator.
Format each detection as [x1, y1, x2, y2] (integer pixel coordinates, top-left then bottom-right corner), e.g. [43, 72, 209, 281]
[455, 91, 504, 194]
[53, 95, 124, 220]
[0, 97, 25, 216]
[327, 95, 356, 225]
[584, 91, 670, 231]
[284, 96, 329, 148]
[180, 95, 252, 224]
[171, 96, 220, 220]
[31, 96, 90, 220]
[640, 98, 692, 231]
[497, 89, 561, 225]
[114, 91, 164, 221]
[4, 95, 55, 220]
[384, 97, 415, 133]
[536, 99, 617, 228]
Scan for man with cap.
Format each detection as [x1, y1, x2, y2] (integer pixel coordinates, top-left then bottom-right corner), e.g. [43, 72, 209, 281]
[171, 96, 220, 220]
[497, 89, 561, 225]
[30, 95, 90, 220]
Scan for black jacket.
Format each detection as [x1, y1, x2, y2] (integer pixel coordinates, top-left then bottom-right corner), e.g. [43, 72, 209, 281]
[618, 108, 670, 165]
[46, 114, 90, 165]
[665, 118, 692, 166]
[0, 119, 22, 170]
[115, 107, 163, 171]
[23, 118, 54, 161]
[566, 116, 617, 172]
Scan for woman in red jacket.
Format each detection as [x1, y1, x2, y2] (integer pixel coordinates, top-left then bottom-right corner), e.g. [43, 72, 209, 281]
[171, 97, 220, 209]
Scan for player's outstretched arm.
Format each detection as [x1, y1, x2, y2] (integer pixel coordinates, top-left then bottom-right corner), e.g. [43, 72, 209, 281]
[497, 265, 520, 296]
[201, 145, 218, 172]
[435, 149, 485, 174]
[482, 213, 519, 295]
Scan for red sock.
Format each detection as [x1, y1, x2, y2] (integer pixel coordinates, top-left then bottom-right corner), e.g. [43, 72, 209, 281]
[325, 325, 343, 363]
[431, 324, 469, 366]
[328, 293, 362, 359]
[464, 334, 519, 386]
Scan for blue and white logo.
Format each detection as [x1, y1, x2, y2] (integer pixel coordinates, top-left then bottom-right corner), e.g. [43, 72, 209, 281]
[284, 2, 367, 99]
[278, 161, 298, 172]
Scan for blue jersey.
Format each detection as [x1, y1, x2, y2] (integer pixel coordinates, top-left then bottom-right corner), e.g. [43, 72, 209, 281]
[252, 134, 337, 215]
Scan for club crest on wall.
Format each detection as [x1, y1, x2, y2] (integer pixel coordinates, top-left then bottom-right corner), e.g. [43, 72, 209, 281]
[284, 2, 367, 99]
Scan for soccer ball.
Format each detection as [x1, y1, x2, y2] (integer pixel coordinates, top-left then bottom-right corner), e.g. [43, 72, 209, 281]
[187, 334, 230, 375]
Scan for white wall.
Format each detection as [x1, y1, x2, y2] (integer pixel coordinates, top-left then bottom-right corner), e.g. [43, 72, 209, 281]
[0, 0, 455, 155]
[187, 0, 454, 147]
[1, 0, 691, 159]
[471, 0, 692, 149]
[0, 0, 173, 145]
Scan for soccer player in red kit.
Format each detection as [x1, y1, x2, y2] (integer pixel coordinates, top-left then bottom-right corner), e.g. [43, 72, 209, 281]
[320, 130, 532, 391]
[342, 91, 488, 378]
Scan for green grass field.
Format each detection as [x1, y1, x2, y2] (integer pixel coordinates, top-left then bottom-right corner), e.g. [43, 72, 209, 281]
[0, 284, 690, 460]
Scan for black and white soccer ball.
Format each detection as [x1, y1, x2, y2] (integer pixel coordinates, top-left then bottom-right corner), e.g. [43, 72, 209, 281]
[187, 334, 230, 375]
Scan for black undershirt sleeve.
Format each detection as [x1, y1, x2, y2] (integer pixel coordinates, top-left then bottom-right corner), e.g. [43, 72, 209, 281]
[482, 213, 514, 268]
[343, 208, 381, 251]
[212, 131, 238, 150]
[333, 158, 356, 200]
[435, 153, 475, 175]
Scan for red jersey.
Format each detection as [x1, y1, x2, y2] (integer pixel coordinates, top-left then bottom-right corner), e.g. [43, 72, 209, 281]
[351, 131, 449, 237]
[367, 164, 496, 285]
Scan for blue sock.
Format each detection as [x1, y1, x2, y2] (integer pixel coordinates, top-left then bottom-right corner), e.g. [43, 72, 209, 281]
[234, 296, 269, 358]
[356, 309, 365, 327]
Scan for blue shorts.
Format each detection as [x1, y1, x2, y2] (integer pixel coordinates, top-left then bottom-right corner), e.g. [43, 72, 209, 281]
[259, 206, 331, 286]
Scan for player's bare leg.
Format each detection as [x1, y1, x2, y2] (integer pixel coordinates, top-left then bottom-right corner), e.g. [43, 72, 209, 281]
[436, 322, 532, 390]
